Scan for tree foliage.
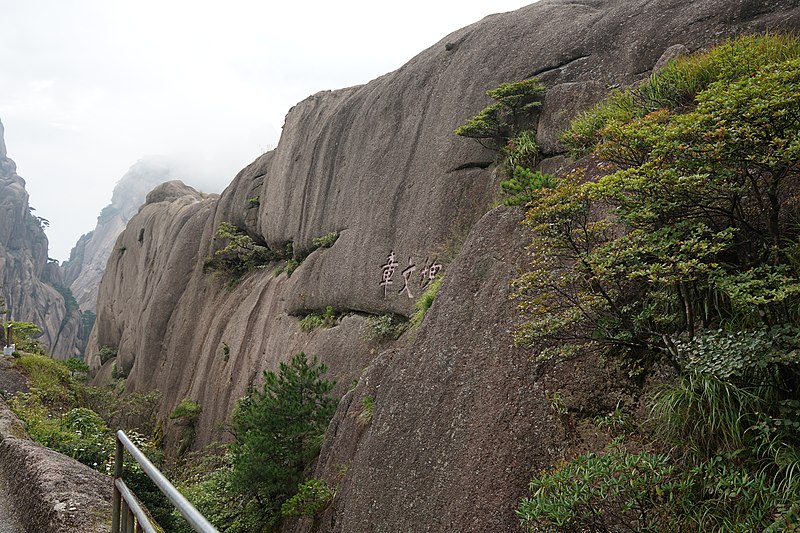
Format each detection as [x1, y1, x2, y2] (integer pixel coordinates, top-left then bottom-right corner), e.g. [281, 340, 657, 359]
[516, 33, 800, 532]
[3, 321, 46, 354]
[515, 36, 800, 367]
[204, 222, 284, 287]
[455, 78, 545, 146]
[229, 352, 337, 529]
[562, 33, 800, 156]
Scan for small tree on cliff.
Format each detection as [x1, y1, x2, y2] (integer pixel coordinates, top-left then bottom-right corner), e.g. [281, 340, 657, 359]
[229, 352, 337, 528]
[455, 78, 545, 147]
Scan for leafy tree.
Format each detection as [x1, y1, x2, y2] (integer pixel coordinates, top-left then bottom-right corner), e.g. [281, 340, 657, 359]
[515, 33, 800, 532]
[229, 352, 337, 529]
[3, 321, 46, 354]
[515, 35, 800, 368]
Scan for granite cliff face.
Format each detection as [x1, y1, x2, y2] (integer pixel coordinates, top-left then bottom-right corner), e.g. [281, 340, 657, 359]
[87, 0, 800, 531]
[0, 119, 82, 358]
[63, 157, 176, 313]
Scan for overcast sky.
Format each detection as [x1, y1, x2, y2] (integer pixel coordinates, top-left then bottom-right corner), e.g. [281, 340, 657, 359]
[0, 1, 535, 261]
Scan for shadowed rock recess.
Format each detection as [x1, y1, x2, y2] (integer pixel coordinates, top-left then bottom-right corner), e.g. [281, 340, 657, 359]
[86, 1, 800, 531]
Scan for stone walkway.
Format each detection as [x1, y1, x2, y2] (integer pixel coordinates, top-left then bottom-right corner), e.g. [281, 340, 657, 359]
[0, 466, 23, 533]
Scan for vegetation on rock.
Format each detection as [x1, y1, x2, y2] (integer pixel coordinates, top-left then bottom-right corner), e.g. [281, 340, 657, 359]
[456, 78, 554, 206]
[311, 231, 339, 250]
[280, 478, 335, 518]
[3, 321, 45, 354]
[515, 34, 800, 531]
[410, 276, 443, 328]
[170, 398, 202, 457]
[173, 352, 338, 532]
[299, 306, 339, 332]
[455, 78, 545, 147]
[363, 314, 407, 342]
[204, 222, 283, 287]
[96, 345, 118, 365]
[8, 353, 175, 528]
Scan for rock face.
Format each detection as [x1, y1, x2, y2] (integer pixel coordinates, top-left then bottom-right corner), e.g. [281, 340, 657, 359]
[63, 156, 176, 313]
[86, 0, 800, 531]
[0, 397, 111, 532]
[0, 119, 83, 358]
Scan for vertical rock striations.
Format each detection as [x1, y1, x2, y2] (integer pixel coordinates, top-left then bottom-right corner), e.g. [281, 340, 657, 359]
[0, 119, 82, 358]
[86, 1, 800, 531]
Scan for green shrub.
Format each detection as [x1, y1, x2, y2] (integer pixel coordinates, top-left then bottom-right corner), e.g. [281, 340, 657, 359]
[171, 398, 202, 457]
[562, 33, 800, 156]
[280, 478, 335, 518]
[63, 357, 90, 378]
[515, 36, 800, 368]
[518, 449, 675, 532]
[518, 449, 798, 532]
[97, 345, 118, 365]
[517, 34, 800, 533]
[229, 352, 338, 528]
[172, 455, 264, 533]
[299, 306, 339, 332]
[410, 277, 442, 328]
[282, 258, 300, 276]
[499, 167, 557, 206]
[171, 398, 202, 422]
[299, 314, 324, 332]
[204, 222, 282, 287]
[4, 321, 46, 354]
[363, 314, 407, 342]
[311, 232, 339, 250]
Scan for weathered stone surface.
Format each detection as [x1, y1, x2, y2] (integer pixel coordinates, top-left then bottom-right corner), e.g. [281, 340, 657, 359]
[0, 120, 6, 159]
[0, 119, 82, 358]
[84, 0, 800, 530]
[537, 81, 606, 155]
[0, 398, 111, 532]
[293, 207, 550, 532]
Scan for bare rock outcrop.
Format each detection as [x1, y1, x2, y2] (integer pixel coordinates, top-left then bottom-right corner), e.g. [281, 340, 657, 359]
[86, 0, 800, 531]
[0, 119, 82, 358]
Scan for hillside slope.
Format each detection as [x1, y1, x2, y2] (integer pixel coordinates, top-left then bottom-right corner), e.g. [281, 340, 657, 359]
[87, 1, 800, 530]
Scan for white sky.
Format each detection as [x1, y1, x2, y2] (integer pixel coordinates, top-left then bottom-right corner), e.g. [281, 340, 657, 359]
[0, 0, 535, 261]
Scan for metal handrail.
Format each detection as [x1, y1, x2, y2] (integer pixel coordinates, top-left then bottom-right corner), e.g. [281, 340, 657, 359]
[112, 430, 218, 532]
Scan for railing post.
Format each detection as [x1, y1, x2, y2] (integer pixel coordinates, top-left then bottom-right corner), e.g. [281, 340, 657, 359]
[112, 434, 124, 532]
[121, 500, 129, 532]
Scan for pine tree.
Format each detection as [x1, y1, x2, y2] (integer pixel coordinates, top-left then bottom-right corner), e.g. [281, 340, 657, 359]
[229, 352, 337, 528]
